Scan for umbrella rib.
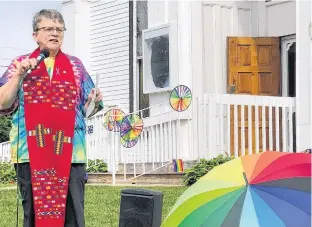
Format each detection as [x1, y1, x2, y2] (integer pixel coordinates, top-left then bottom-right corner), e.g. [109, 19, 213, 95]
[198, 188, 245, 226]
[243, 172, 248, 185]
[252, 185, 310, 216]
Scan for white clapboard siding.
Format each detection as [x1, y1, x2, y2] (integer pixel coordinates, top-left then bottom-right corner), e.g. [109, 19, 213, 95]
[90, 42, 129, 55]
[90, 0, 130, 113]
[90, 35, 129, 49]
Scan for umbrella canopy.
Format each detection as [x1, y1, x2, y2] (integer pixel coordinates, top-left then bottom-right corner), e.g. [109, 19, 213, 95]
[161, 151, 311, 227]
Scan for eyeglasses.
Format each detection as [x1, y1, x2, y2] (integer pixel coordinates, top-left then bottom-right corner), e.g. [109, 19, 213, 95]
[36, 27, 66, 34]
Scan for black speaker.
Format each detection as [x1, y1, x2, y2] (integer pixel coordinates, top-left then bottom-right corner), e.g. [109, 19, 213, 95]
[119, 188, 163, 227]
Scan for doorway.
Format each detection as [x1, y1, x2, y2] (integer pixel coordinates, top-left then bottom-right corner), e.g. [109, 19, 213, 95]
[281, 35, 296, 98]
[287, 43, 296, 97]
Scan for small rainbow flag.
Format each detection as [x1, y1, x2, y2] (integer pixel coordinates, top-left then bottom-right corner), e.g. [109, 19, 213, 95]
[173, 159, 184, 173]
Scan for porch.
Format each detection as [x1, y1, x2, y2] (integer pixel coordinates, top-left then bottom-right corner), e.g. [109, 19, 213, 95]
[0, 93, 296, 183]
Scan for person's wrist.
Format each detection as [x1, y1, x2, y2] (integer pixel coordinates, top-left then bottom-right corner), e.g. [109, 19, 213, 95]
[12, 72, 23, 85]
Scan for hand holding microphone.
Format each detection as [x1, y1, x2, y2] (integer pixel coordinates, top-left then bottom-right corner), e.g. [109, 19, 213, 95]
[17, 58, 38, 77]
[15, 49, 50, 79]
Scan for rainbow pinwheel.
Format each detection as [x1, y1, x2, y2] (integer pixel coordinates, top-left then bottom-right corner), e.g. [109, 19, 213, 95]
[162, 151, 312, 227]
[120, 137, 139, 148]
[169, 85, 192, 112]
[103, 109, 125, 132]
[120, 114, 143, 142]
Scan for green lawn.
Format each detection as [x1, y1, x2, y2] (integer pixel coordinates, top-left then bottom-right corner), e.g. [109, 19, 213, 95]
[0, 185, 187, 227]
[0, 183, 15, 189]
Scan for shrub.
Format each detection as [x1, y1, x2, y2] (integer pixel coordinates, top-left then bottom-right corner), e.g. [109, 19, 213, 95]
[0, 163, 16, 184]
[86, 159, 108, 173]
[0, 115, 12, 143]
[183, 154, 234, 186]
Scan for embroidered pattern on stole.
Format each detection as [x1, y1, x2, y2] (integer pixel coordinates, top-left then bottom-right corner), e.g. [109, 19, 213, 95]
[23, 75, 51, 104]
[51, 80, 77, 110]
[53, 130, 72, 155]
[27, 124, 52, 148]
[32, 168, 67, 220]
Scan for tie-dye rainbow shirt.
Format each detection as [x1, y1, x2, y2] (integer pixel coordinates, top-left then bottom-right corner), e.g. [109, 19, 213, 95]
[0, 53, 103, 163]
[44, 57, 55, 78]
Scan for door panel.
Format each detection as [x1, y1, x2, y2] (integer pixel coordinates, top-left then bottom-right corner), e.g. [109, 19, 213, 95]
[228, 37, 280, 95]
[227, 37, 281, 156]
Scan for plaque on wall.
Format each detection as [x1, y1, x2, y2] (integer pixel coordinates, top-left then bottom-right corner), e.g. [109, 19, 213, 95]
[142, 23, 178, 94]
[150, 35, 169, 88]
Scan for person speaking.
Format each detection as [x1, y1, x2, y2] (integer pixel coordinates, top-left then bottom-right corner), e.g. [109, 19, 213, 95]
[0, 9, 103, 227]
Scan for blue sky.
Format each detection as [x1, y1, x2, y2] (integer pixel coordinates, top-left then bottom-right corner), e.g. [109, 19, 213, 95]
[0, 1, 63, 74]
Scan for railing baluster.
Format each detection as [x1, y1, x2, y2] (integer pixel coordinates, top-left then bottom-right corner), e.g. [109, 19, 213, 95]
[255, 104, 259, 154]
[219, 98, 224, 155]
[169, 109, 172, 160]
[188, 101, 192, 160]
[275, 100, 280, 152]
[288, 102, 294, 152]
[248, 104, 252, 155]
[269, 102, 273, 151]
[262, 101, 267, 152]
[227, 102, 231, 156]
[234, 103, 238, 157]
[160, 107, 164, 166]
[203, 94, 207, 158]
[151, 125, 155, 170]
[208, 94, 213, 159]
[282, 104, 287, 152]
[241, 104, 245, 156]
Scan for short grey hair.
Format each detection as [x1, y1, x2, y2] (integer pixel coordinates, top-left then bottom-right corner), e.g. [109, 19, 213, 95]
[32, 9, 65, 32]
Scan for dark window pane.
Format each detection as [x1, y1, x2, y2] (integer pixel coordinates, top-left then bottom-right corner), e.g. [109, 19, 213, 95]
[150, 35, 169, 88]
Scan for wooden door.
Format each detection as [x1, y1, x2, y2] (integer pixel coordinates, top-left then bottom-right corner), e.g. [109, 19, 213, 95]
[227, 37, 281, 156]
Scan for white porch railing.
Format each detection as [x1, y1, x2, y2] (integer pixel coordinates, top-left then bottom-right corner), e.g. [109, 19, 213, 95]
[77, 93, 298, 183]
[0, 94, 297, 184]
[0, 141, 10, 163]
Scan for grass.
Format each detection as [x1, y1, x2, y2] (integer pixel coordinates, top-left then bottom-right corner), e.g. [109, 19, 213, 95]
[0, 185, 187, 227]
[0, 183, 14, 189]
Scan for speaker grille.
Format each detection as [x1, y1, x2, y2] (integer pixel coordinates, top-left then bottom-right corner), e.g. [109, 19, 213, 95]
[119, 189, 163, 227]
[121, 196, 153, 212]
[123, 218, 145, 227]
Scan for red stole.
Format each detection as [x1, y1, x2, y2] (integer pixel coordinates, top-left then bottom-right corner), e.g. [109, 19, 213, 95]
[23, 48, 77, 227]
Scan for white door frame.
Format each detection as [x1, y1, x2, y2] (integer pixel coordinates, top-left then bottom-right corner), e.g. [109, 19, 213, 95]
[281, 34, 296, 97]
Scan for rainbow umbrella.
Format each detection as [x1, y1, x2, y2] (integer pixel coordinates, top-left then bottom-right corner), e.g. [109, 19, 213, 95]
[162, 151, 311, 227]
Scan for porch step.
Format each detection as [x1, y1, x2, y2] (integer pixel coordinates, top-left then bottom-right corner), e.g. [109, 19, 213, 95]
[116, 160, 198, 174]
[87, 173, 185, 186]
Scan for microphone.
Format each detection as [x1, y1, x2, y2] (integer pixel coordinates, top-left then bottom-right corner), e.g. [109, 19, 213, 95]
[24, 48, 50, 76]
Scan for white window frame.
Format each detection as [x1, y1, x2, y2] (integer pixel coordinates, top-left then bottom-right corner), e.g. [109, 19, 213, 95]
[142, 22, 178, 94]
